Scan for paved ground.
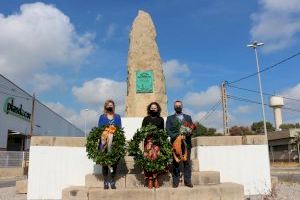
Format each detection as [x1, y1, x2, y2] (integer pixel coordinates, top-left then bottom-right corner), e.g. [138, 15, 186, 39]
[271, 167, 300, 183]
[246, 182, 300, 200]
[0, 187, 26, 200]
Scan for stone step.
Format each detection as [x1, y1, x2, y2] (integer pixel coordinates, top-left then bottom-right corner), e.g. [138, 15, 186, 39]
[117, 157, 200, 174]
[62, 183, 244, 200]
[85, 171, 220, 188]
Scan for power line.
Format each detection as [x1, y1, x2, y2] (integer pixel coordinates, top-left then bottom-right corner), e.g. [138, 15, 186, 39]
[227, 95, 300, 113]
[227, 84, 300, 102]
[199, 100, 222, 122]
[227, 52, 300, 84]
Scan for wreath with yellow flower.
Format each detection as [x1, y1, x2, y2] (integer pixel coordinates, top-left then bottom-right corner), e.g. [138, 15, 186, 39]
[86, 125, 126, 166]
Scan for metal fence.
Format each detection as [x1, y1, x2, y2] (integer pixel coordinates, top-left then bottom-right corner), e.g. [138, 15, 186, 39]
[0, 151, 29, 168]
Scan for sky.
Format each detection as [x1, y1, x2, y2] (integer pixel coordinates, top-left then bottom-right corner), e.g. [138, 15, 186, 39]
[0, 0, 300, 133]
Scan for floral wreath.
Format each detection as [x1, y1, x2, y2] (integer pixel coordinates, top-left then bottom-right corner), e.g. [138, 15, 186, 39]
[86, 125, 126, 166]
[128, 125, 173, 172]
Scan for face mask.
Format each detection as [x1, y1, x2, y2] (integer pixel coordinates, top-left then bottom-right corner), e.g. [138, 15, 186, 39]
[174, 107, 182, 114]
[150, 110, 158, 116]
[106, 107, 113, 112]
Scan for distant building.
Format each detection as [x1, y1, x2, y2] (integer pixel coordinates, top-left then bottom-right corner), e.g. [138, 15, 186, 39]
[0, 74, 84, 151]
[268, 129, 300, 162]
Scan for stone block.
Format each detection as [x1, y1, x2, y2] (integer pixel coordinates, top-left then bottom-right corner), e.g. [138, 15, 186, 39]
[62, 186, 88, 200]
[219, 182, 244, 200]
[85, 174, 126, 188]
[89, 187, 155, 200]
[192, 171, 220, 185]
[242, 135, 267, 145]
[16, 179, 27, 194]
[192, 136, 243, 147]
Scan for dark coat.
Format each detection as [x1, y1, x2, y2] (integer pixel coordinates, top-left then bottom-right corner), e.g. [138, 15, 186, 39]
[166, 114, 193, 148]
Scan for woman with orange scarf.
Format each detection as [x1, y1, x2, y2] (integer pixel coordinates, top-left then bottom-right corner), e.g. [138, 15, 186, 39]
[98, 99, 122, 190]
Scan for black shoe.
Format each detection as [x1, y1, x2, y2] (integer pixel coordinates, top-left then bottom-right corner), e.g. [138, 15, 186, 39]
[184, 182, 193, 188]
[111, 182, 116, 189]
[104, 181, 109, 190]
[172, 182, 179, 188]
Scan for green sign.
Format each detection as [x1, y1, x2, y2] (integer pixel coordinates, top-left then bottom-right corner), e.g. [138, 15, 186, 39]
[3, 97, 31, 121]
[136, 70, 153, 93]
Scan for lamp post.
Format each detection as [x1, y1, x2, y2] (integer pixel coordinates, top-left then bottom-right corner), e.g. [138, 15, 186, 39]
[247, 41, 267, 135]
[84, 109, 89, 137]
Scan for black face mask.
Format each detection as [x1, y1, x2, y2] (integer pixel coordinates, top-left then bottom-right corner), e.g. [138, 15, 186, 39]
[149, 110, 158, 117]
[106, 107, 113, 112]
[174, 107, 182, 114]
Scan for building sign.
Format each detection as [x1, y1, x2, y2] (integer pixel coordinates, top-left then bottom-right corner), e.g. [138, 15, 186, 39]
[136, 70, 153, 93]
[3, 97, 31, 121]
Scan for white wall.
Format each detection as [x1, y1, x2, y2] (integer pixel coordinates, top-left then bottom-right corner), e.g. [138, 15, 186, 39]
[27, 146, 101, 200]
[193, 145, 271, 195]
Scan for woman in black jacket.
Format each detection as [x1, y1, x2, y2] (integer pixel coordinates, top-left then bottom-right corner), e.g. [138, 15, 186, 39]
[142, 102, 164, 189]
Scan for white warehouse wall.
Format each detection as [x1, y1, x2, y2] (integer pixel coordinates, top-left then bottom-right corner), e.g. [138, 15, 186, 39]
[0, 74, 84, 149]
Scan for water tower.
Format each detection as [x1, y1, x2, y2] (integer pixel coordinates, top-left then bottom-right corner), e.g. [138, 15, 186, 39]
[269, 96, 284, 130]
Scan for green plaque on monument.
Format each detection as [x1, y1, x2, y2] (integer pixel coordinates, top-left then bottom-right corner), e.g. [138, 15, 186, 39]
[136, 70, 153, 93]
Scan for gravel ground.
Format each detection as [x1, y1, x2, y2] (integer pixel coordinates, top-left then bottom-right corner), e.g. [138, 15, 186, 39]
[246, 182, 300, 200]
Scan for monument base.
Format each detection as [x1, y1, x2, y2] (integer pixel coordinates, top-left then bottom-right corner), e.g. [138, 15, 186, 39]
[26, 135, 271, 199]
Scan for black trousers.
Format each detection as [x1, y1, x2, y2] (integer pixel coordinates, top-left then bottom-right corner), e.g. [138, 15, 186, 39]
[102, 163, 118, 182]
[172, 147, 191, 184]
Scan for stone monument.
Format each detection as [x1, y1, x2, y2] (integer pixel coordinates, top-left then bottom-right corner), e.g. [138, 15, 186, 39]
[125, 10, 168, 117]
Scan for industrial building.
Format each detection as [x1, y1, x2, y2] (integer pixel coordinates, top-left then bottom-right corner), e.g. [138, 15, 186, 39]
[267, 96, 300, 162]
[0, 74, 84, 151]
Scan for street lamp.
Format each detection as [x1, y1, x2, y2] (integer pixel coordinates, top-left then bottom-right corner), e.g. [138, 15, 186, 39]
[247, 41, 267, 135]
[84, 109, 89, 137]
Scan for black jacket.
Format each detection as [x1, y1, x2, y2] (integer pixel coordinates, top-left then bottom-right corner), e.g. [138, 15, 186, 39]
[142, 115, 165, 130]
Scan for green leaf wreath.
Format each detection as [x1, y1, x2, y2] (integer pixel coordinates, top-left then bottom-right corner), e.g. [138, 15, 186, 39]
[128, 125, 173, 172]
[86, 126, 126, 166]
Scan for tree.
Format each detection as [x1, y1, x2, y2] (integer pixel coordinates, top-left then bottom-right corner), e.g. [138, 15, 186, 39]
[280, 123, 300, 130]
[251, 121, 275, 134]
[229, 126, 253, 136]
[193, 122, 218, 137]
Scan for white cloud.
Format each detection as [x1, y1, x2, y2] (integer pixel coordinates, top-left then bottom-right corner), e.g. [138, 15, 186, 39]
[32, 73, 64, 93]
[96, 14, 102, 22]
[183, 85, 220, 108]
[72, 78, 126, 115]
[280, 83, 300, 102]
[279, 83, 300, 115]
[45, 102, 99, 133]
[102, 24, 117, 42]
[163, 59, 190, 89]
[234, 105, 252, 114]
[193, 110, 224, 133]
[0, 2, 94, 83]
[250, 0, 300, 52]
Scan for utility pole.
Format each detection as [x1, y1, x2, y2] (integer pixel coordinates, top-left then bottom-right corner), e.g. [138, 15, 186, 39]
[29, 92, 36, 138]
[221, 82, 229, 135]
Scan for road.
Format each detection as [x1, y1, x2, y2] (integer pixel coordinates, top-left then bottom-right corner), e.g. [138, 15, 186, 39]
[271, 167, 300, 183]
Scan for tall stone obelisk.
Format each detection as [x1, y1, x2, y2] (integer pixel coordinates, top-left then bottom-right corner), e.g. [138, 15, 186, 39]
[125, 10, 168, 117]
